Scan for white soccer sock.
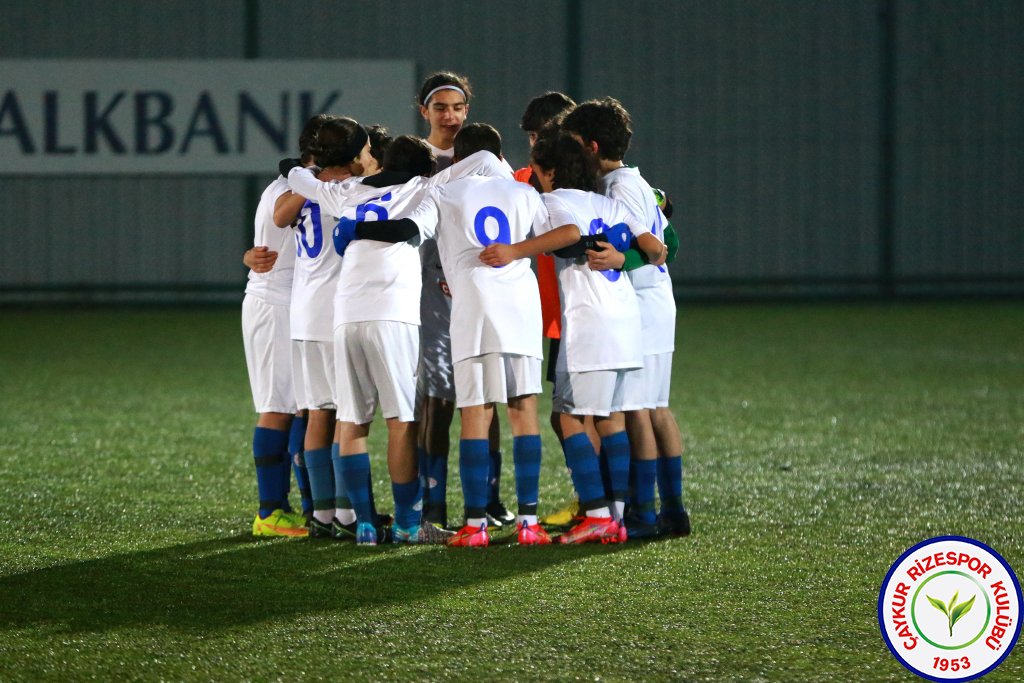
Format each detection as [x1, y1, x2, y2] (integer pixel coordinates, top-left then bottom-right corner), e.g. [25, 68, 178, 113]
[313, 510, 334, 524]
[466, 517, 487, 529]
[336, 508, 356, 525]
[612, 501, 625, 521]
[517, 514, 538, 527]
[585, 506, 611, 519]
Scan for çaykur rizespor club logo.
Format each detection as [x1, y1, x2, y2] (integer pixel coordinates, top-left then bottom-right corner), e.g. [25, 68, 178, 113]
[879, 536, 1021, 681]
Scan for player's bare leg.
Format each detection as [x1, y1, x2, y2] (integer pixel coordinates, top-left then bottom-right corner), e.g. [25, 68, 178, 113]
[621, 408, 662, 538]
[650, 406, 690, 535]
[449, 403, 495, 547]
[303, 408, 338, 534]
[420, 395, 455, 527]
[556, 412, 621, 544]
[506, 394, 549, 544]
[251, 411, 307, 537]
[485, 408, 514, 527]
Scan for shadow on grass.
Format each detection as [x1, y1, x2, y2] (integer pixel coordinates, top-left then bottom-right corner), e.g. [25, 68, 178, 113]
[0, 534, 619, 633]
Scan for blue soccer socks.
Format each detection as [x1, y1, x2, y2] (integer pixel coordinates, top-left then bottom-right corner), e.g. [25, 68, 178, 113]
[459, 439, 490, 520]
[488, 448, 503, 505]
[303, 446, 335, 524]
[426, 450, 449, 505]
[562, 432, 607, 513]
[339, 453, 374, 524]
[253, 426, 289, 519]
[512, 435, 542, 516]
[657, 454, 686, 514]
[288, 415, 312, 515]
[632, 457, 658, 525]
[601, 431, 631, 517]
[392, 478, 422, 530]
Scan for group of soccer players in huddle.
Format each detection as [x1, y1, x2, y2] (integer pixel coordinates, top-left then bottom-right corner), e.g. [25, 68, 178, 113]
[241, 70, 691, 547]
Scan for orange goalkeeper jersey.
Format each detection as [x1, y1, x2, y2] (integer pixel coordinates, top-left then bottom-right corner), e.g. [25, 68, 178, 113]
[514, 166, 561, 339]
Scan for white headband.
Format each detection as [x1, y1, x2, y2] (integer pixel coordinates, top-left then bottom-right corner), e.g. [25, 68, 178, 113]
[422, 85, 467, 106]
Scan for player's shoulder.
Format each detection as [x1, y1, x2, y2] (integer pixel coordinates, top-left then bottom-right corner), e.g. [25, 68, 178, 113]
[262, 175, 291, 200]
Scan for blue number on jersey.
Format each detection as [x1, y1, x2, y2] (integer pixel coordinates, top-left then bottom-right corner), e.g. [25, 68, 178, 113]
[588, 218, 621, 282]
[295, 200, 323, 258]
[649, 200, 667, 273]
[333, 193, 394, 256]
[356, 192, 392, 222]
[474, 206, 511, 246]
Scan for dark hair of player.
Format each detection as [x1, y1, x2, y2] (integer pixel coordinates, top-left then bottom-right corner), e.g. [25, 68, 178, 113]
[531, 129, 598, 192]
[561, 97, 633, 162]
[299, 114, 335, 163]
[417, 71, 473, 106]
[520, 92, 576, 132]
[366, 125, 393, 167]
[308, 117, 367, 168]
[384, 135, 435, 177]
[453, 123, 502, 160]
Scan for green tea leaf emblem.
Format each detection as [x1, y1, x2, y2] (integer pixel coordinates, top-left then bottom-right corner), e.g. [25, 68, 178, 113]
[928, 591, 976, 637]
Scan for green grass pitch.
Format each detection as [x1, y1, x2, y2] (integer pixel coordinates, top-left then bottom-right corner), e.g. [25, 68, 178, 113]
[0, 302, 1021, 681]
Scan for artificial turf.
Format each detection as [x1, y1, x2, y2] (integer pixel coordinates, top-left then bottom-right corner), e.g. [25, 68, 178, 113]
[0, 302, 1021, 681]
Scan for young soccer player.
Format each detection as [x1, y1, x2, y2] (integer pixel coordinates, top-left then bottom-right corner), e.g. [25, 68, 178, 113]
[287, 132, 510, 545]
[243, 115, 331, 537]
[562, 98, 691, 537]
[480, 131, 667, 544]
[352, 124, 551, 547]
[285, 117, 372, 538]
[415, 72, 513, 530]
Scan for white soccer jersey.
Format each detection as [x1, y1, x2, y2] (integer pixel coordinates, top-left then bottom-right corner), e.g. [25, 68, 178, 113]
[540, 189, 651, 373]
[598, 166, 676, 355]
[404, 176, 545, 364]
[245, 176, 296, 306]
[332, 178, 432, 326]
[287, 152, 510, 328]
[289, 199, 341, 342]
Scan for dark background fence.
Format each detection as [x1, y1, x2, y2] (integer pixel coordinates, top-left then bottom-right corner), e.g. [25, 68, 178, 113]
[2, 0, 1021, 302]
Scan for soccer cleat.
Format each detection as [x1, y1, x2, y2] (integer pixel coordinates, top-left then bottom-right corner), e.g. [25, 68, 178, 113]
[657, 508, 692, 537]
[252, 509, 309, 538]
[308, 517, 335, 539]
[485, 501, 515, 528]
[541, 500, 581, 527]
[392, 521, 455, 545]
[448, 522, 490, 548]
[332, 518, 357, 540]
[557, 516, 622, 545]
[517, 521, 552, 546]
[356, 521, 378, 546]
[621, 513, 661, 540]
[422, 501, 448, 530]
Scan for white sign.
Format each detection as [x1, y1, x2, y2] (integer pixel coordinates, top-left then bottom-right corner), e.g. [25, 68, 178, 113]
[0, 60, 416, 174]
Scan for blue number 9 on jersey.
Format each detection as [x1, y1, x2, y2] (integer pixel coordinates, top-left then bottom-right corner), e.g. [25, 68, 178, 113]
[474, 206, 511, 246]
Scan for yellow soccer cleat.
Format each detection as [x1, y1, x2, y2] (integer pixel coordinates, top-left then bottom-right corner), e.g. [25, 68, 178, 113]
[541, 499, 581, 527]
[252, 509, 309, 538]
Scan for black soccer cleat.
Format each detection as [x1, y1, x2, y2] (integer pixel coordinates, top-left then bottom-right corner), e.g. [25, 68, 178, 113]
[485, 501, 515, 528]
[657, 508, 692, 537]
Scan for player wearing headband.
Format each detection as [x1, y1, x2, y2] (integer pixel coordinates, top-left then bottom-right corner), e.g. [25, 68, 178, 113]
[415, 72, 514, 530]
[562, 98, 691, 538]
[244, 115, 330, 537]
[287, 133, 510, 545]
[480, 131, 667, 544]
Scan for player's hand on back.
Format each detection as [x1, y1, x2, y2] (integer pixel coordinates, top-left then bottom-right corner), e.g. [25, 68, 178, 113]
[586, 241, 626, 271]
[244, 246, 278, 273]
[480, 243, 517, 267]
